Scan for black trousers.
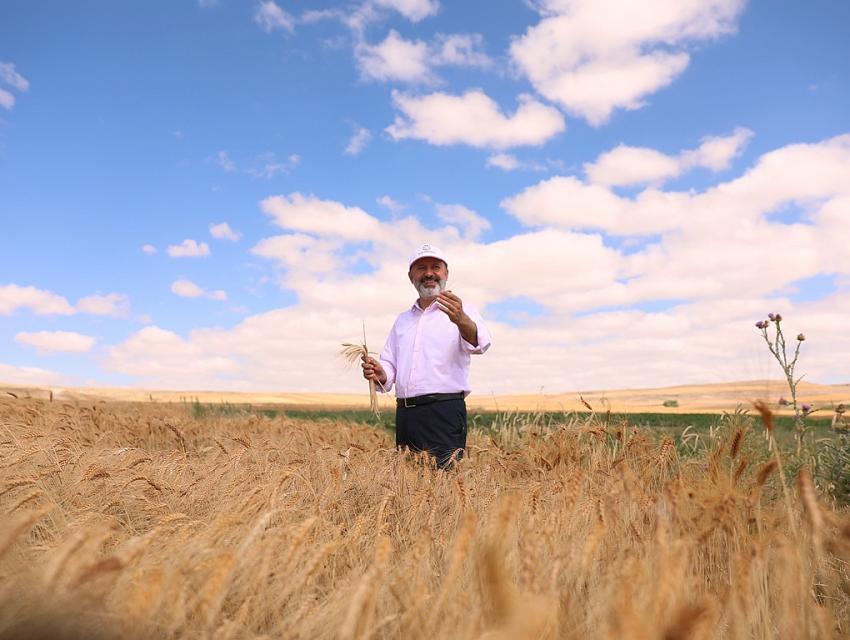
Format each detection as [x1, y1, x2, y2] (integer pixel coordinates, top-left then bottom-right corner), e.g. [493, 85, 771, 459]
[396, 398, 467, 468]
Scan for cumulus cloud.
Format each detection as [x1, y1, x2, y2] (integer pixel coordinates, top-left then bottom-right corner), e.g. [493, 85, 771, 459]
[251, 233, 342, 273]
[254, 1, 295, 33]
[171, 279, 227, 301]
[345, 127, 372, 155]
[142, 244, 157, 255]
[168, 239, 211, 258]
[16, 331, 96, 355]
[100, 134, 850, 395]
[510, 0, 745, 124]
[76, 293, 130, 317]
[585, 127, 753, 186]
[432, 33, 492, 68]
[210, 222, 242, 241]
[356, 30, 492, 85]
[106, 326, 240, 385]
[0, 284, 75, 316]
[357, 30, 434, 83]
[435, 203, 491, 240]
[503, 133, 850, 307]
[259, 193, 384, 241]
[386, 89, 566, 149]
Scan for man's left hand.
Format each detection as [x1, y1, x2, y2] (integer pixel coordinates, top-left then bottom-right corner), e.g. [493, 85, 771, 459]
[436, 290, 466, 325]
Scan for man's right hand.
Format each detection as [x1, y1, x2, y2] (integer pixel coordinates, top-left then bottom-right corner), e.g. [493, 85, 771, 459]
[361, 354, 388, 386]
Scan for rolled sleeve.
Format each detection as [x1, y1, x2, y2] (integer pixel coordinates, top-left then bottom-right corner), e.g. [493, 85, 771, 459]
[462, 305, 491, 355]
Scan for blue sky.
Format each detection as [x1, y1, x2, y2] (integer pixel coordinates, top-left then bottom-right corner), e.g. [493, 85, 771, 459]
[1, 0, 849, 394]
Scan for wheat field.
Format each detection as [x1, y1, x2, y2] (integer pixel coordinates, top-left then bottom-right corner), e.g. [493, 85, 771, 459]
[0, 399, 848, 639]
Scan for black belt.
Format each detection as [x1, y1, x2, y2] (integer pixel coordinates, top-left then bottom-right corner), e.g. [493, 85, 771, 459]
[397, 392, 465, 408]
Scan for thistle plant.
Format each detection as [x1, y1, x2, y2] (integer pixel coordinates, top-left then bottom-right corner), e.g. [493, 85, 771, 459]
[754, 313, 809, 455]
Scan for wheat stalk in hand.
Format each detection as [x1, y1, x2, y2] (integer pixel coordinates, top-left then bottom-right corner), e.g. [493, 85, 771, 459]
[341, 322, 380, 418]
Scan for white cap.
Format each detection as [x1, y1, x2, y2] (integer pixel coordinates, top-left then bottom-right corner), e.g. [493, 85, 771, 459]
[408, 243, 447, 268]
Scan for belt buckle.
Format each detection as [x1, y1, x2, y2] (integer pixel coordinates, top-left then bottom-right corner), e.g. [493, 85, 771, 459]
[403, 397, 415, 408]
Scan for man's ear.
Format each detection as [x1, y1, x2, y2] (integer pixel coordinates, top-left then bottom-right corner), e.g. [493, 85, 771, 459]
[408, 271, 414, 283]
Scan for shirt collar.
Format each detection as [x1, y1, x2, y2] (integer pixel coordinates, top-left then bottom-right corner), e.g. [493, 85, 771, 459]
[411, 297, 437, 313]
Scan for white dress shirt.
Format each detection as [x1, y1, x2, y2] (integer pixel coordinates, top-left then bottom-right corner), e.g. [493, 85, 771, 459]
[378, 298, 491, 398]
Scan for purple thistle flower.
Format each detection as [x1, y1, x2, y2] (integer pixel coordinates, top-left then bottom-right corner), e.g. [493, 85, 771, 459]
[801, 403, 812, 414]
[768, 313, 776, 321]
[778, 397, 789, 406]
[755, 321, 766, 329]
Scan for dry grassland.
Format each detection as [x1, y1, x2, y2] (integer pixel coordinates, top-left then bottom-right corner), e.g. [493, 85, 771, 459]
[5, 379, 849, 414]
[1, 399, 849, 639]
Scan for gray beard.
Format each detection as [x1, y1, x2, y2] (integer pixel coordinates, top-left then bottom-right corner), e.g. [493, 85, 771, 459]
[415, 278, 446, 299]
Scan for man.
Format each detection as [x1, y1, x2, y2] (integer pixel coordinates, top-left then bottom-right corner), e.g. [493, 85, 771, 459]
[361, 243, 492, 467]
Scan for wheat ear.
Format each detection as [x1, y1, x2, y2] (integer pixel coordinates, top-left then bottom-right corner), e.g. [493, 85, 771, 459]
[341, 321, 381, 418]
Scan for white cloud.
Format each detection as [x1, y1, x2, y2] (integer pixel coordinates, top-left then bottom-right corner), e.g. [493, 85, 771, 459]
[372, 0, 439, 22]
[254, 1, 295, 33]
[0, 284, 75, 316]
[585, 146, 683, 186]
[142, 244, 157, 255]
[0, 362, 69, 386]
[436, 203, 491, 240]
[16, 331, 96, 355]
[377, 195, 405, 213]
[106, 326, 240, 385]
[260, 193, 384, 241]
[432, 33, 492, 68]
[171, 279, 228, 301]
[386, 89, 566, 149]
[356, 31, 491, 85]
[76, 293, 130, 317]
[510, 0, 745, 125]
[210, 222, 242, 241]
[171, 280, 204, 298]
[0, 62, 29, 110]
[585, 127, 753, 186]
[168, 239, 211, 258]
[0, 63, 30, 92]
[485, 153, 558, 173]
[487, 153, 520, 171]
[503, 134, 850, 307]
[357, 30, 434, 84]
[345, 127, 372, 155]
[100, 134, 850, 394]
[251, 233, 342, 273]
[0, 89, 15, 110]
[681, 127, 754, 171]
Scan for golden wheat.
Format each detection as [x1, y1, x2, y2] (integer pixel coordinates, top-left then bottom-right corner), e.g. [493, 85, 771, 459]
[0, 398, 847, 639]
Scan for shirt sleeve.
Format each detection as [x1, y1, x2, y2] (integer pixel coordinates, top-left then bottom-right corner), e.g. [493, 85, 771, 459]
[461, 304, 492, 355]
[377, 322, 397, 393]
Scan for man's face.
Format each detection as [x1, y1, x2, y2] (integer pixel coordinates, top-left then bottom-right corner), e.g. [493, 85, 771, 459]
[409, 258, 448, 298]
